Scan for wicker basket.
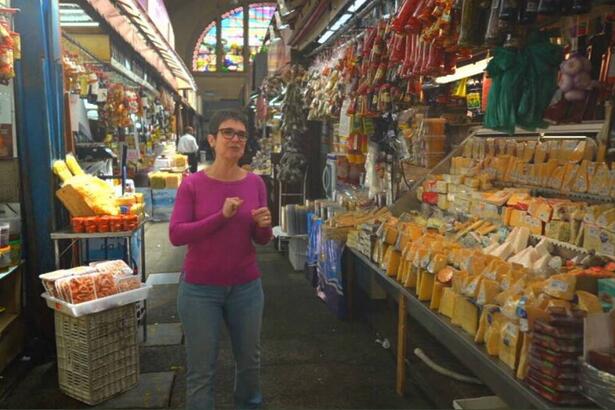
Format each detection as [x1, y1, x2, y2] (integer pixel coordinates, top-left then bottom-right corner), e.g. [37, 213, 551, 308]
[55, 303, 139, 405]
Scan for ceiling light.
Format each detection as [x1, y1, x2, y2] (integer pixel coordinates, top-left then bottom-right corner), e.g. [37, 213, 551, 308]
[348, 0, 368, 13]
[318, 30, 335, 44]
[330, 13, 352, 31]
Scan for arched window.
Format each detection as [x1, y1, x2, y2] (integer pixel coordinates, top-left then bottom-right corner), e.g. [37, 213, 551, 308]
[193, 3, 276, 73]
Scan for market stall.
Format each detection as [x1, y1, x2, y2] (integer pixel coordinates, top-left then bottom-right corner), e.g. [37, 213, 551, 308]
[258, 0, 615, 407]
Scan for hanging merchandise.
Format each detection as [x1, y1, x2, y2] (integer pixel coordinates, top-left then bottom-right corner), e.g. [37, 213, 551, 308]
[278, 65, 308, 184]
[0, 9, 17, 84]
[484, 31, 563, 133]
[558, 53, 594, 101]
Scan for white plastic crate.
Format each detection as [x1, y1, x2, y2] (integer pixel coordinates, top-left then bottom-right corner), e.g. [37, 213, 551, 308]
[55, 303, 139, 405]
[289, 237, 307, 271]
[42, 284, 151, 317]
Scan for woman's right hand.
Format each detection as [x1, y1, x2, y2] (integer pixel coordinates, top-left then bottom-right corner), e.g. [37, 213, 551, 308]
[222, 197, 244, 218]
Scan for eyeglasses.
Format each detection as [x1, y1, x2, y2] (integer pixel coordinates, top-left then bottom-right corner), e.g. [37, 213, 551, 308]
[218, 128, 247, 141]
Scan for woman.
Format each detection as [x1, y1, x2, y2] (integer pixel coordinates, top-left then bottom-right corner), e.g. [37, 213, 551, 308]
[169, 110, 272, 410]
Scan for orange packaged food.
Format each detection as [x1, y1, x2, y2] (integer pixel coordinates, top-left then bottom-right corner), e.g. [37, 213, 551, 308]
[56, 273, 98, 304]
[71, 217, 85, 233]
[93, 271, 118, 298]
[97, 216, 110, 233]
[91, 259, 133, 276]
[116, 275, 141, 292]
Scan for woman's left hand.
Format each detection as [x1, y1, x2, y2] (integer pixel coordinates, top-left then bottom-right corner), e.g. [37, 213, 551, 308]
[251, 207, 272, 228]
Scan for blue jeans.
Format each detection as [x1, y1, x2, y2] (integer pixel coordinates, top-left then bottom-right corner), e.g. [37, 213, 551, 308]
[177, 277, 264, 410]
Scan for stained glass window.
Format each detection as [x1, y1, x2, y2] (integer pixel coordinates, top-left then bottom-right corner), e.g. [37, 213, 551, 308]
[221, 7, 244, 72]
[248, 4, 276, 62]
[193, 21, 217, 72]
[192, 3, 276, 73]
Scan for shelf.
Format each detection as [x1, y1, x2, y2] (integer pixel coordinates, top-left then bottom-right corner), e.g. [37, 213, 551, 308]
[474, 121, 605, 136]
[0, 313, 18, 336]
[349, 247, 554, 410]
[50, 220, 146, 240]
[0, 264, 20, 282]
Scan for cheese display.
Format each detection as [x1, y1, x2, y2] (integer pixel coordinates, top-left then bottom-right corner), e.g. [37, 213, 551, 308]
[336, 199, 613, 385]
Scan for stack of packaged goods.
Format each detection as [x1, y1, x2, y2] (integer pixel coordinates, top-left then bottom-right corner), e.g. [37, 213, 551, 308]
[69, 192, 145, 233]
[148, 171, 183, 189]
[526, 309, 589, 406]
[419, 117, 448, 168]
[40, 260, 142, 305]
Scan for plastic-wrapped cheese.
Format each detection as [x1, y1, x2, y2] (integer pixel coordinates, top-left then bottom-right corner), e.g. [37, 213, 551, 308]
[544, 274, 576, 301]
[575, 290, 602, 314]
[499, 322, 522, 370]
[438, 287, 457, 318]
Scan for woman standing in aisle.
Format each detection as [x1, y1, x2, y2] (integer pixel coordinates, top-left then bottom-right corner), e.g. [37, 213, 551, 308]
[169, 110, 273, 410]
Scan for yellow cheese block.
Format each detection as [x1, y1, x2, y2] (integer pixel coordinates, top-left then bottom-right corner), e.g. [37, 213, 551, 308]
[545, 220, 571, 242]
[589, 163, 611, 196]
[404, 266, 418, 288]
[385, 249, 401, 277]
[384, 225, 399, 245]
[430, 282, 447, 310]
[438, 287, 457, 318]
[452, 295, 479, 336]
[544, 273, 576, 301]
[542, 159, 559, 187]
[485, 312, 505, 356]
[418, 272, 435, 302]
[477, 279, 500, 306]
[516, 333, 532, 380]
[509, 209, 527, 228]
[572, 161, 589, 193]
[548, 166, 565, 190]
[502, 207, 514, 226]
[576, 290, 602, 314]
[396, 257, 407, 283]
[499, 321, 522, 370]
[528, 199, 553, 223]
[462, 275, 483, 298]
[452, 270, 469, 294]
[560, 163, 579, 194]
[535, 142, 548, 163]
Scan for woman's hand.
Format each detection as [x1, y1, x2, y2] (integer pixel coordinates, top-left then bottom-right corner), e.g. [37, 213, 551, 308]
[223, 197, 244, 218]
[251, 207, 272, 228]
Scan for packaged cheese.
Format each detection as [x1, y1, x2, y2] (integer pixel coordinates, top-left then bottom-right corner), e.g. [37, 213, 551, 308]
[544, 274, 576, 301]
[534, 142, 548, 164]
[499, 321, 522, 370]
[589, 163, 611, 196]
[438, 287, 457, 318]
[485, 311, 505, 356]
[575, 290, 602, 313]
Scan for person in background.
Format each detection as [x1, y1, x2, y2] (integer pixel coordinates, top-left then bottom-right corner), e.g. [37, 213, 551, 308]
[169, 110, 272, 410]
[177, 126, 199, 173]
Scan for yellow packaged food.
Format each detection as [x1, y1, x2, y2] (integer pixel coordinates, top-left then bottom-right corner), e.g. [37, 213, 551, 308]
[52, 160, 73, 183]
[499, 321, 521, 370]
[438, 287, 457, 318]
[485, 311, 505, 356]
[575, 290, 602, 314]
[544, 273, 576, 301]
[65, 153, 85, 176]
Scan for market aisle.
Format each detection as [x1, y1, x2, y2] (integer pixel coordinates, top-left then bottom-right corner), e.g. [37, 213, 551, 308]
[0, 222, 432, 409]
[142, 222, 432, 409]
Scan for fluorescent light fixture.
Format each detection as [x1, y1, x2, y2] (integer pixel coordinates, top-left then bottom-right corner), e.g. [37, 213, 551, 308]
[434, 57, 492, 84]
[318, 30, 335, 44]
[330, 13, 352, 31]
[61, 22, 100, 27]
[348, 0, 368, 12]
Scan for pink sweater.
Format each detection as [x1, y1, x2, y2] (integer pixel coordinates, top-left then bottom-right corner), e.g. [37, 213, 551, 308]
[169, 172, 272, 285]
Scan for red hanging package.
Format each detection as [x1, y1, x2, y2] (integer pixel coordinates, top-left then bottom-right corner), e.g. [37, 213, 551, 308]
[392, 0, 421, 33]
